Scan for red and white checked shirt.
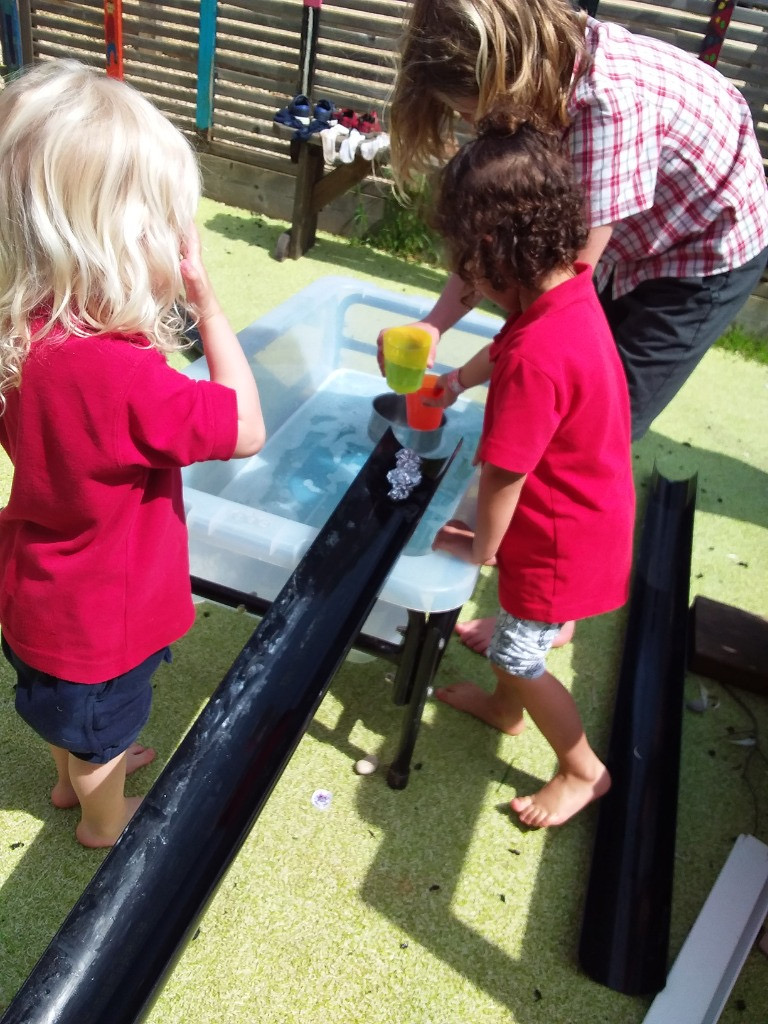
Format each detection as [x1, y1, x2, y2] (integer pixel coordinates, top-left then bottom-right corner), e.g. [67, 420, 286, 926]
[567, 18, 768, 297]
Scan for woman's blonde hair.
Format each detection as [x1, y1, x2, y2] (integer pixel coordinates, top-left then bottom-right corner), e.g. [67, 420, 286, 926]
[0, 58, 201, 404]
[390, 0, 587, 188]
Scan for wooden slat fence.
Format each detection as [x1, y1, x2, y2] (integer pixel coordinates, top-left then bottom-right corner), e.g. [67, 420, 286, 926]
[1, 1, 767, 259]
[599, 0, 768, 162]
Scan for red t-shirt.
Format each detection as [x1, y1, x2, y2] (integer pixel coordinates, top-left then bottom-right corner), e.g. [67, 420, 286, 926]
[479, 264, 635, 623]
[0, 330, 237, 683]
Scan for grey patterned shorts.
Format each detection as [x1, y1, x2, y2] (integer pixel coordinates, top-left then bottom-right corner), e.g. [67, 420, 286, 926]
[487, 611, 563, 679]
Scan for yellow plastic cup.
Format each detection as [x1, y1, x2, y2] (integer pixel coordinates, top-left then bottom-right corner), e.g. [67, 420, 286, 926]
[382, 326, 432, 394]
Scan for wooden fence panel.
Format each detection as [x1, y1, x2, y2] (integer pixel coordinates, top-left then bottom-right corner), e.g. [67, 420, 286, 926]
[1, 0, 766, 240]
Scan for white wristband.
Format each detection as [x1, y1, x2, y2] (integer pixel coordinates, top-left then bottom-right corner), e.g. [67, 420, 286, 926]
[445, 368, 467, 397]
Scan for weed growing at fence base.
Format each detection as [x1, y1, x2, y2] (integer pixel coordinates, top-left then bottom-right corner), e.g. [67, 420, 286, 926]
[354, 181, 442, 266]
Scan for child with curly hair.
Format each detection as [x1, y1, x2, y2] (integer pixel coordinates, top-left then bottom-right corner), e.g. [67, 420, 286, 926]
[382, 0, 768, 656]
[0, 60, 265, 847]
[427, 114, 635, 827]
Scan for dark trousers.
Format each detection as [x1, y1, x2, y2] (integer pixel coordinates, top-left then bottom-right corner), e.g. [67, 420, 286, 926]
[599, 246, 768, 440]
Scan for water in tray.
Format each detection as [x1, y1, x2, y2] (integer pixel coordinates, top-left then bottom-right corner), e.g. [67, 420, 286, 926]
[219, 383, 373, 527]
[217, 367, 483, 554]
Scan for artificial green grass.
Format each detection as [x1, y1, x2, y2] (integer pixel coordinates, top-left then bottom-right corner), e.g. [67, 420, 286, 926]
[0, 198, 767, 1022]
[715, 322, 768, 365]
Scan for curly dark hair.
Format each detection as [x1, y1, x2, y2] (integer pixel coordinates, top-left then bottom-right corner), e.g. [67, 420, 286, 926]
[431, 113, 588, 294]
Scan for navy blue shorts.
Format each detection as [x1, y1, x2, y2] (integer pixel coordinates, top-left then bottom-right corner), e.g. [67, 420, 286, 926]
[3, 635, 171, 764]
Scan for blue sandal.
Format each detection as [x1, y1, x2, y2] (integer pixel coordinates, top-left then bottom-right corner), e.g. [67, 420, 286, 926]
[312, 99, 337, 125]
[273, 94, 312, 129]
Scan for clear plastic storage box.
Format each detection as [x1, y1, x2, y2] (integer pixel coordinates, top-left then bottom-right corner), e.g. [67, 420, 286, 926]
[181, 276, 501, 643]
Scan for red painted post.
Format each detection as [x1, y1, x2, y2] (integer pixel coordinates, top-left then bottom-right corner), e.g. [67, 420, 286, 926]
[104, 0, 123, 79]
[699, 0, 735, 67]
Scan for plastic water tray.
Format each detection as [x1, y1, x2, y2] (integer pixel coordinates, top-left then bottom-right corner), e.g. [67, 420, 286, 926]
[181, 276, 501, 644]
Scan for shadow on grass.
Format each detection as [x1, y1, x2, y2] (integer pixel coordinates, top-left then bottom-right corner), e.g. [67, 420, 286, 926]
[201, 208, 449, 299]
[297, 579, 642, 1022]
[302, 426, 766, 1021]
[0, 604, 245, 1012]
[634, 430, 767, 530]
[0, 423, 764, 1018]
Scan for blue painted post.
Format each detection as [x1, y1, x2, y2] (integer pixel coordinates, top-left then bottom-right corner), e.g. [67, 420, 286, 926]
[196, 0, 218, 135]
[0, 0, 22, 74]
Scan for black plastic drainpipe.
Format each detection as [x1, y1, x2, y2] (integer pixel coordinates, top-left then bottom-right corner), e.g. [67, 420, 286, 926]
[579, 465, 697, 995]
[0, 428, 460, 1024]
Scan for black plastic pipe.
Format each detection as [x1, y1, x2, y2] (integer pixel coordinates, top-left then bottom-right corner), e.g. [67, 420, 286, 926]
[579, 466, 697, 995]
[190, 575, 402, 664]
[1, 428, 459, 1024]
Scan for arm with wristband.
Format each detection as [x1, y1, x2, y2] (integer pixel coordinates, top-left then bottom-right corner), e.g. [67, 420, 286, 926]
[427, 343, 493, 408]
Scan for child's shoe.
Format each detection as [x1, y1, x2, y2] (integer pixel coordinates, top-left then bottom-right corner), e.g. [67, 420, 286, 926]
[313, 98, 337, 126]
[274, 94, 312, 128]
[337, 108, 360, 130]
[358, 111, 382, 134]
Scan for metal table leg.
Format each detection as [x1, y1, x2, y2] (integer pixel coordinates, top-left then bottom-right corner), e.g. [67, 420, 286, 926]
[387, 607, 461, 789]
[190, 582, 462, 792]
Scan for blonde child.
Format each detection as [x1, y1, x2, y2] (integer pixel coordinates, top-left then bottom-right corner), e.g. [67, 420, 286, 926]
[0, 60, 265, 848]
[427, 114, 635, 827]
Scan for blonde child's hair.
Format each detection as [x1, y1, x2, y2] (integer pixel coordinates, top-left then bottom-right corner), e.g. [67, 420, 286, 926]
[390, 0, 588, 188]
[0, 58, 202, 405]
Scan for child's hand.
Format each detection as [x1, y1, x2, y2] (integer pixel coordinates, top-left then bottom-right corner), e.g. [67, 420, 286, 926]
[423, 372, 458, 409]
[432, 519, 496, 565]
[180, 224, 222, 323]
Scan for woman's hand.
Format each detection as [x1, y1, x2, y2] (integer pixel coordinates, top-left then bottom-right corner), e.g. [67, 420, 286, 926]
[376, 320, 440, 376]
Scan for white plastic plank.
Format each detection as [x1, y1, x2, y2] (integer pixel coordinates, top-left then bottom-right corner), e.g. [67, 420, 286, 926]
[644, 834, 768, 1024]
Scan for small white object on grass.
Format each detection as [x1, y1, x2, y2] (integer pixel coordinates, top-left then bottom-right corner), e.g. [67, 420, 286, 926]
[686, 681, 720, 714]
[354, 754, 379, 776]
[311, 788, 332, 810]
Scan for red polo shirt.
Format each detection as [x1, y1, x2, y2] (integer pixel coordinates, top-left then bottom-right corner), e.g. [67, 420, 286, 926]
[0, 329, 237, 682]
[480, 265, 635, 623]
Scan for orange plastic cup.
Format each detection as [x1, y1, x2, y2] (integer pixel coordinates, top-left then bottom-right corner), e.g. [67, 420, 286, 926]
[405, 373, 443, 431]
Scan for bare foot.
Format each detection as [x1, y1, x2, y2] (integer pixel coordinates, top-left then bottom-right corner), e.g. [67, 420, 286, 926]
[76, 796, 143, 849]
[51, 781, 79, 809]
[454, 617, 496, 654]
[455, 618, 576, 656]
[51, 743, 155, 809]
[435, 681, 526, 735]
[124, 741, 156, 775]
[510, 765, 611, 828]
